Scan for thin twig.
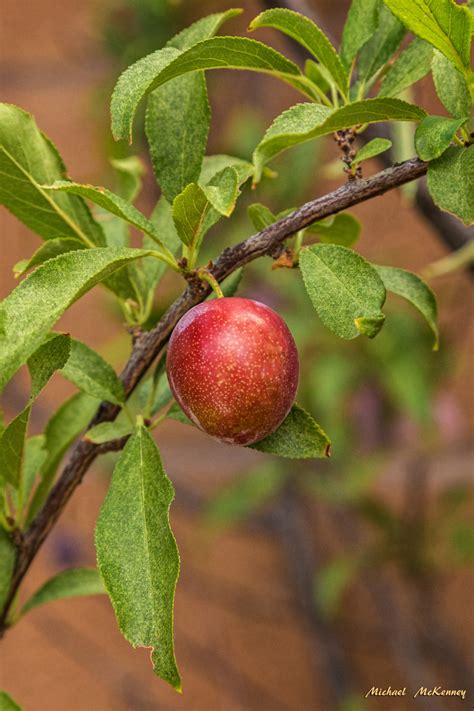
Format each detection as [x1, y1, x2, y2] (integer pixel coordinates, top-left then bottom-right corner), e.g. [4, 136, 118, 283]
[0, 156, 427, 634]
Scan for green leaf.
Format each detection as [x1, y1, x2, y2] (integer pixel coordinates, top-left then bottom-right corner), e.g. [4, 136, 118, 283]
[166, 402, 192, 426]
[110, 156, 145, 203]
[314, 556, 358, 618]
[379, 38, 433, 97]
[352, 138, 393, 167]
[427, 145, 474, 225]
[145, 10, 241, 203]
[252, 98, 426, 181]
[251, 404, 331, 458]
[200, 154, 254, 185]
[17, 435, 47, 511]
[431, 50, 472, 119]
[0, 247, 152, 391]
[299, 244, 386, 339]
[27, 334, 71, 399]
[0, 692, 22, 711]
[306, 213, 361, 247]
[0, 103, 104, 248]
[95, 425, 181, 690]
[0, 335, 70, 488]
[111, 37, 307, 142]
[13, 238, 85, 277]
[205, 463, 285, 528]
[375, 265, 439, 349]
[0, 528, 15, 610]
[85, 420, 133, 445]
[357, 4, 405, 84]
[27, 392, 101, 524]
[220, 268, 244, 298]
[172, 167, 239, 248]
[45, 181, 168, 252]
[21, 568, 105, 616]
[340, 0, 380, 68]
[60, 339, 125, 405]
[415, 115, 467, 161]
[249, 8, 348, 95]
[382, 0, 473, 75]
[247, 203, 277, 230]
[142, 197, 182, 298]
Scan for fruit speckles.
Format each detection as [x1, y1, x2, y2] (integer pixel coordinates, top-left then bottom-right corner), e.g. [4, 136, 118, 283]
[166, 297, 299, 445]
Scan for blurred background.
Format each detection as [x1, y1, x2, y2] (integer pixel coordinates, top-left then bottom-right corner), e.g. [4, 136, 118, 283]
[1, 1, 473, 709]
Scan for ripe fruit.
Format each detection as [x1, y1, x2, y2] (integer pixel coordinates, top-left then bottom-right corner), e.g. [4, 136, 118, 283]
[166, 297, 299, 445]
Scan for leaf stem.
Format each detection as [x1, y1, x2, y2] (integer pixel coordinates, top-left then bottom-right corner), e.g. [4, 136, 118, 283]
[149, 250, 181, 273]
[293, 230, 305, 265]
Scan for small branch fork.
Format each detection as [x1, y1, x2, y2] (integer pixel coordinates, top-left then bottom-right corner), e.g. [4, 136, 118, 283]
[0, 157, 428, 635]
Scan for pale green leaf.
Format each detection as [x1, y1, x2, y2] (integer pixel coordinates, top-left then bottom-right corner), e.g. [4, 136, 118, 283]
[0, 247, 152, 391]
[110, 156, 145, 203]
[60, 339, 125, 405]
[95, 425, 181, 690]
[0, 407, 30, 487]
[352, 138, 393, 167]
[299, 244, 386, 339]
[415, 115, 467, 161]
[0, 691, 22, 711]
[111, 37, 306, 142]
[0, 528, 15, 610]
[251, 404, 331, 458]
[427, 145, 474, 225]
[379, 38, 433, 97]
[375, 265, 439, 349]
[203, 166, 240, 217]
[253, 98, 426, 181]
[249, 8, 348, 95]
[27, 393, 100, 524]
[85, 420, 133, 445]
[306, 213, 361, 247]
[340, 0, 380, 68]
[45, 181, 167, 251]
[205, 463, 285, 528]
[13, 238, 85, 278]
[431, 50, 472, 118]
[145, 10, 240, 202]
[382, 0, 473, 74]
[357, 4, 405, 83]
[0, 103, 104, 248]
[200, 154, 254, 185]
[21, 568, 105, 616]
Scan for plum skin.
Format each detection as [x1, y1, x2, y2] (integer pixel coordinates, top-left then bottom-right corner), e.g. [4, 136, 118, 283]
[166, 297, 299, 446]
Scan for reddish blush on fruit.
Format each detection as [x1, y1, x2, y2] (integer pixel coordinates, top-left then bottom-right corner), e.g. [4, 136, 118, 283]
[166, 297, 299, 445]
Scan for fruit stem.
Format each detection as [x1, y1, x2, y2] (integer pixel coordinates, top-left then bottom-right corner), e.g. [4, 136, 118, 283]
[293, 230, 305, 266]
[197, 269, 224, 298]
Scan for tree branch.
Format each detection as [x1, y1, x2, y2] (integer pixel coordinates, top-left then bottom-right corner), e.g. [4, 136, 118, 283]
[0, 156, 427, 634]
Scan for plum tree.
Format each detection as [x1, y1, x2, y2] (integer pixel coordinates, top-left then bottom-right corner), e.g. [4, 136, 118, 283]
[166, 297, 299, 445]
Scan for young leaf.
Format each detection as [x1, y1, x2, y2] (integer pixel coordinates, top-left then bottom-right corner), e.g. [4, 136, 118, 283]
[0, 408, 30, 487]
[109, 156, 145, 203]
[249, 8, 348, 96]
[85, 420, 133, 445]
[0, 103, 104, 247]
[60, 339, 125, 405]
[431, 50, 472, 119]
[27, 393, 100, 524]
[45, 182, 168, 252]
[0, 692, 22, 711]
[95, 425, 181, 690]
[251, 404, 331, 458]
[111, 37, 307, 142]
[205, 463, 285, 528]
[427, 145, 474, 225]
[299, 244, 386, 339]
[357, 4, 405, 84]
[145, 10, 240, 203]
[306, 213, 361, 247]
[13, 238, 85, 278]
[352, 138, 393, 168]
[253, 98, 426, 181]
[0, 528, 15, 609]
[200, 154, 254, 185]
[375, 265, 439, 349]
[340, 0, 380, 68]
[0, 247, 153, 391]
[382, 0, 473, 76]
[21, 568, 105, 616]
[415, 116, 467, 161]
[379, 38, 433, 98]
